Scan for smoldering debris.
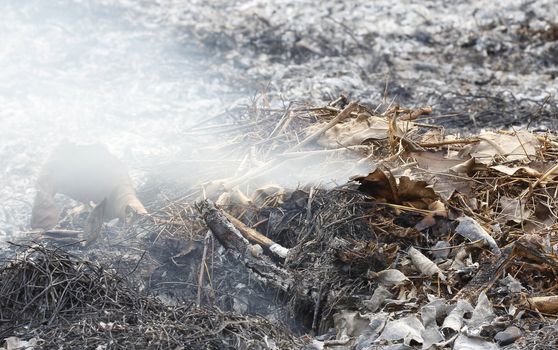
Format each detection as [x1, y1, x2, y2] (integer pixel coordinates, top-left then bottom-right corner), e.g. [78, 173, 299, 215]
[5, 98, 558, 348]
[0, 244, 299, 349]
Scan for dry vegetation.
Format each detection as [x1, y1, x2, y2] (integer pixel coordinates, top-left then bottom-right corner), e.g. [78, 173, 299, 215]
[5, 97, 558, 348]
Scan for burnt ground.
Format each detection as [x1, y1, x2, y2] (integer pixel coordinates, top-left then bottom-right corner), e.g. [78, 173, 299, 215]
[1, 0, 558, 349]
[2, 0, 558, 237]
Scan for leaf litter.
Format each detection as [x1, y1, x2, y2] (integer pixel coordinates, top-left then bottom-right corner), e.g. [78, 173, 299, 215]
[5, 96, 558, 349]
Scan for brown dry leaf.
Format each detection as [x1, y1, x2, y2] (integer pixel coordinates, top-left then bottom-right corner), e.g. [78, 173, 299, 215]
[251, 185, 285, 207]
[216, 187, 252, 207]
[470, 130, 538, 165]
[497, 196, 532, 224]
[398, 176, 437, 208]
[355, 168, 398, 203]
[419, 129, 444, 144]
[408, 151, 474, 200]
[429, 173, 473, 201]
[356, 170, 437, 208]
[410, 151, 473, 174]
[415, 200, 447, 231]
[367, 269, 410, 287]
[312, 114, 415, 148]
[429, 200, 447, 217]
[31, 143, 147, 235]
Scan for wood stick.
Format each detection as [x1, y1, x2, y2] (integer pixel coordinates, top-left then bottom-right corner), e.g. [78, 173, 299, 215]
[418, 138, 480, 148]
[521, 295, 558, 314]
[223, 212, 290, 258]
[197, 200, 312, 297]
[290, 101, 359, 151]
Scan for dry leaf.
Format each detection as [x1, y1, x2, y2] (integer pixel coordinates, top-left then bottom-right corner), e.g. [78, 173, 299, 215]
[414, 201, 447, 231]
[30, 143, 146, 238]
[524, 202, 556, 233]
[363, 286, 392, 312]
[398, 176, 437, 206]
[410, 151, 473, 174]
[470, 130, 538, 164]
[356, 169, 437, 208]
[379, 315, 425, 345]
[333, 310, 373, 338]
[454, 334, 499, 350]
[312, 114, 416, 148]
[466, 291, 495, 337]
[355, 168, 398, 203]
[421, 305, 445, 349]
[490, 164, 541, 177]
[367, 269, 410, 287]
[497, 196, 532, 224]
[407, 151, 474, 200]
[408, 246, 446, 281]
[455, 216, 501, 254]
[441, 299, 474, 334]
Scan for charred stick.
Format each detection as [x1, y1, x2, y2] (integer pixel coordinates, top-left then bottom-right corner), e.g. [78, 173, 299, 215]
[196, 200, 314, 300]
[222, 212, 290, 258]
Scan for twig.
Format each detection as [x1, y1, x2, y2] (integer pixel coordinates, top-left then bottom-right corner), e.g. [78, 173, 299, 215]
[197, 230, 212, 307]
[418, 138, 480, 148]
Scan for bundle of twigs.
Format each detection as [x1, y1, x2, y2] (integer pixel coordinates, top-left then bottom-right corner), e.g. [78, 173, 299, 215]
[0, 244, 299, 349]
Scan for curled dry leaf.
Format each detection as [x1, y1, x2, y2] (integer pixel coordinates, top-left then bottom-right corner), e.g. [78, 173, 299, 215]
[367, 269, 410, 288]
[441, 299, 474, 334]
[408, 246, 446, 281]
[378, 315, 425, 345]
[355, 169, 437, 208]
[407, 151, 474, 200]
[421, 305, 445, 349]
[333, 310, 373, 338]
[410, 151, 473, 174]
[453, 334, 499, 350]
[3, 337, 39, 350]
[520, 295, 558, 314]
[455, 217, 501, 254]
[431, 241, 451, 260]
[398, 176, 437, 206]
[415, 200, 448, 231]
[466, 291, 495, 337]
[363, 285, 392, 312]
[355, 168, 398, 203]
[524, 202, 556, 233]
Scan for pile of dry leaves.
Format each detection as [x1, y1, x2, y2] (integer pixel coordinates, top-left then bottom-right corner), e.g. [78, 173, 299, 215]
[4, 96, 558, 349]
[180, 97, 558, 349]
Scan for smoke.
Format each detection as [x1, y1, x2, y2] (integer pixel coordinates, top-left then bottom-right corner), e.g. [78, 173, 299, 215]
[0, 0, 223, 236]
[0, 0, 370, 237]
[0, 0, 216, 147]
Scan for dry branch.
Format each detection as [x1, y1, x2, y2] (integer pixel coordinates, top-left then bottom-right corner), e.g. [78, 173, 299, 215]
[196, 200, 314, 299]
[223, 211, 290, 258]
